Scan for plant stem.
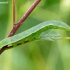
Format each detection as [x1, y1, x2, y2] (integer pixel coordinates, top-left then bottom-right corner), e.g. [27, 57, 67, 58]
[17, 0, 41, 25]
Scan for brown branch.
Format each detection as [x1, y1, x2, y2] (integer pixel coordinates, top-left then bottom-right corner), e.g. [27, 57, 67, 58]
[0, 0, 41, 54]
[17, 0, 41, 25]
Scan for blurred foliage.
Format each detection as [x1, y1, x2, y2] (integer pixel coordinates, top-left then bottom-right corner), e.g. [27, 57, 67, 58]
[0, 0, 70, 70]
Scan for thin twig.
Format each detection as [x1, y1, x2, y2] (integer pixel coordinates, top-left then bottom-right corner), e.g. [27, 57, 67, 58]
[17, 0, 41, 25]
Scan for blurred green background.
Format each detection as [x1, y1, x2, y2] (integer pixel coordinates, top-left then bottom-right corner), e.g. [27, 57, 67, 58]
[0, 0, 70, 70]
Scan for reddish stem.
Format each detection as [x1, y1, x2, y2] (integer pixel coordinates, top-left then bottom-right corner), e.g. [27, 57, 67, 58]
[17, 0, 41, 25]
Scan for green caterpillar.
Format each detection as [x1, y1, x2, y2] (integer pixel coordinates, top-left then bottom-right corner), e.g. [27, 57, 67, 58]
[0, 20, 70, 50]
